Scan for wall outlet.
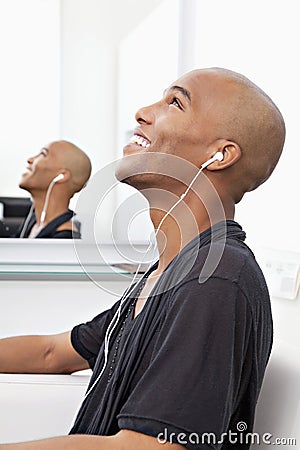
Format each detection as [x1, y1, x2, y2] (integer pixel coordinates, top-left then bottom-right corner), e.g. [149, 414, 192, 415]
[262, 260, 300, 300]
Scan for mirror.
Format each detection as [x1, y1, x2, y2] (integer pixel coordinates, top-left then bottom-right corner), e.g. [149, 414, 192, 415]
[0, 0, 180, 243]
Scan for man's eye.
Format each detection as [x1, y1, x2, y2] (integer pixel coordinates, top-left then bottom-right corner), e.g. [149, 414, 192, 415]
[170, 97, 183, 110]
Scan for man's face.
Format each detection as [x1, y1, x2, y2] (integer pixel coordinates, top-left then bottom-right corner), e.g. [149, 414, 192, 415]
[19, 142, 62, 192]
[116, 70, 218, 190]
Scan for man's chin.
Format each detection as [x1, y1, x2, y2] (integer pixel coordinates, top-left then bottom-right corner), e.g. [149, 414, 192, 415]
[114, 167, 139, 188]
[115, 152, 165, 190]
[18, 181, 30, 192]
[115, 157, 135, 183]
[115, 153, 153, 183]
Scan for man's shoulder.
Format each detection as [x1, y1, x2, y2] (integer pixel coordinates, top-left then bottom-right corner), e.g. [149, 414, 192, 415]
[182, 237, 256, 284]
[166, 237, 270, 317]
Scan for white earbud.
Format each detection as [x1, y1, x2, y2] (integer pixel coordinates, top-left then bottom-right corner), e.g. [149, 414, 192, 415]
[201, 151, 224, 170]
[52, 173, 64, 183]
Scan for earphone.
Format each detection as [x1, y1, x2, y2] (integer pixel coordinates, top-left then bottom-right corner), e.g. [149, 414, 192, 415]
[81, 151, 224, 401]
[201, 151, 223, 169]
[52, 173, 65, 183]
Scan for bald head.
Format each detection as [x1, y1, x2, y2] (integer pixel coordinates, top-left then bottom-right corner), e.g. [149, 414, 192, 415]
[118, 67, 285, 207]
[51, 140, 92, 195]
[190, 68, 286, 201]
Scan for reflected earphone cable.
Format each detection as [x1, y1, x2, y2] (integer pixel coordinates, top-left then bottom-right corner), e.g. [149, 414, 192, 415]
[38, 174, 64, 232]
[19, 173, 64, 238]
[82, 151, 224, 401]
[19, 204, 34, 238]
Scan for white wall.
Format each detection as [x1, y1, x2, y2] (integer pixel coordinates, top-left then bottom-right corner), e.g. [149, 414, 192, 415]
[185, 0, 299, 253]
[54, 0, 165, 177]
[60, 0, 118, 174]
[117, 0, 180, 156]
[115, 0, 180, 243]
[0, 280, 127, 338]
[61, 0, 176, 176]
[0, 0, 61, 196]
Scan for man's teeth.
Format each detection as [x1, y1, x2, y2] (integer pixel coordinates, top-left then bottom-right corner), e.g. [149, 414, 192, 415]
[130, 134, 151, 148]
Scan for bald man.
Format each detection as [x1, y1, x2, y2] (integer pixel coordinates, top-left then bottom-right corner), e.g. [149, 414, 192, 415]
[17, 140, 91, 238]
[0, 68, 285, 449]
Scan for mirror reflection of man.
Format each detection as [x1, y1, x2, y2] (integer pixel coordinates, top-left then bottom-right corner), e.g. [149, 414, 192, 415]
[17, 140, 91, 238]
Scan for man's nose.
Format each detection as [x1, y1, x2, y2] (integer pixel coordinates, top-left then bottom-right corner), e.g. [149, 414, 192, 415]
[135, 103, 156, 125]
[27, 155, 35, 164]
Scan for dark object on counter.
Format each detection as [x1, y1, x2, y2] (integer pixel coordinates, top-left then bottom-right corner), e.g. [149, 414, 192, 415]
[0, 197, 32, 237]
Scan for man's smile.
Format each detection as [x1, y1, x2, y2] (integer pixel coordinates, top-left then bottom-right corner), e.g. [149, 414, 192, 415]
[129, 134, 151, 148]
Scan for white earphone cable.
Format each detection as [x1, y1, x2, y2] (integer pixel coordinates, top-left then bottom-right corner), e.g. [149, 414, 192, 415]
[82, 156, 218, 401]
[19, 204, 34, 238]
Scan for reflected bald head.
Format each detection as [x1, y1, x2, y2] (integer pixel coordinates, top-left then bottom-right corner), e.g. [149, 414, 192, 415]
[190, 68, 286, 201]
[50, 140, 91, 195]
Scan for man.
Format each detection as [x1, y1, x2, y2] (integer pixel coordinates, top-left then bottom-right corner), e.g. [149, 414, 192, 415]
[0, 68, 285, 449]
[17, 140, 91, 238]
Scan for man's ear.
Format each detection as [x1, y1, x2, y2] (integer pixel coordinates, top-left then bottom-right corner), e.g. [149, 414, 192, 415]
[55, 169, 72, 183]
[206, 139, 242, 171]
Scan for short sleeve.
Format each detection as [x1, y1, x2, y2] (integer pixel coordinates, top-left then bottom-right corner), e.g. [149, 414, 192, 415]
[117, 277, 253, 448]
[50, 230, 75, 238]
[71, 300, 120, 369]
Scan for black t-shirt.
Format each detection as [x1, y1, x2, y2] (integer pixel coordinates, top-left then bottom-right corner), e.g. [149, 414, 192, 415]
[15, 209, 80, 238]
[70, 221, 273, 449]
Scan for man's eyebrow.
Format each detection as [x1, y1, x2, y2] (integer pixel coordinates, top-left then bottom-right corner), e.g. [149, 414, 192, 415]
[165, 85, 191, 103]
[41, 147, 49, 154]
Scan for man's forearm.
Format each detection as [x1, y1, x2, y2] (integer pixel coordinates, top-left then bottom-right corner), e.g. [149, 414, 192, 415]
[0, 332, 85, 375]
[0, 336, 51, 373]
[0, 435, 115, 450]
[0, 430, 184, 450]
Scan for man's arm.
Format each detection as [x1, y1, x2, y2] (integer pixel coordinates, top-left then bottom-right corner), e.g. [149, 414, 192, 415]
[0, 430, 185, 449]
[0, 331, 88, 374]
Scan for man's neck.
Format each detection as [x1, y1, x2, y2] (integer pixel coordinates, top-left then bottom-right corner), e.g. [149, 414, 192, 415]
[32, 191, 70, 226]
[149, 194, 235, 276]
